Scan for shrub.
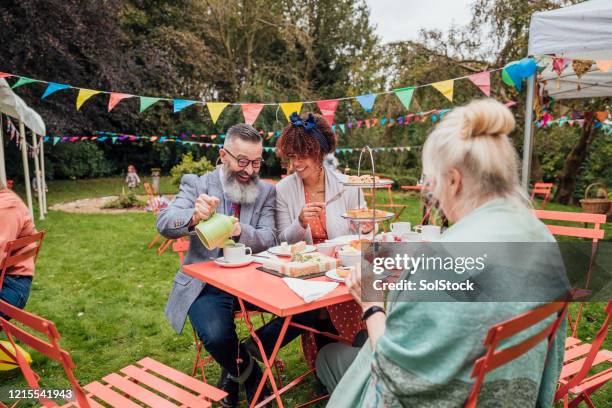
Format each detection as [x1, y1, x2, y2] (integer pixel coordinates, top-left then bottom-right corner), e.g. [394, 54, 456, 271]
[170, 152, 214, 186]
[103, 188, 145, 209]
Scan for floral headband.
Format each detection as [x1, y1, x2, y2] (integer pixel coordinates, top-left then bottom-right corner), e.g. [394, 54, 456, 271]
[289, 112, 331, 153]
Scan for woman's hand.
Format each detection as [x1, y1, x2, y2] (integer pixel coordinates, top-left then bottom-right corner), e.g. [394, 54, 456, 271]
[359, 221, 376, 235]
[298, 202, 324, 228]
[345, 266, 384, 312]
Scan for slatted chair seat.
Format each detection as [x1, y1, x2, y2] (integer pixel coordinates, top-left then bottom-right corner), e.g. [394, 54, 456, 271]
[555, 302, 612, 408]
[0, 300, 227, 408]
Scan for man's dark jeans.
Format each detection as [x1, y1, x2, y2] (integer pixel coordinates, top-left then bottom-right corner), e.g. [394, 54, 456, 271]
[0, 275, 32, 319]
[188, 284, 317, 377]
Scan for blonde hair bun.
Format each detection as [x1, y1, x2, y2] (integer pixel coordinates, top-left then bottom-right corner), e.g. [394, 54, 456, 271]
[460, 99, 515, 139]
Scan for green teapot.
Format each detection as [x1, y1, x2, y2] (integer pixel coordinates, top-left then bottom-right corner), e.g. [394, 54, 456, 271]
[195, 212, 237, 250]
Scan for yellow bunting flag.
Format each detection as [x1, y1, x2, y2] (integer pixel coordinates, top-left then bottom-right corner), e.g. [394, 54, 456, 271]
[76, 89, 101, 110]
[431, 80, 454, 102]
[207, 102, 229, 124]
[280, 102, 303, 121]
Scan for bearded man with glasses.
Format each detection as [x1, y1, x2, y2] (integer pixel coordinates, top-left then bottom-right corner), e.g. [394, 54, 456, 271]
[158, 123, 299, 407]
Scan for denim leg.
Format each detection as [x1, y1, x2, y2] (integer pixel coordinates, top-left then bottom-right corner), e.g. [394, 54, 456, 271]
[0, 276, 32, 320]
[254, 309, 319, 357]
[188, 284, 242, 376]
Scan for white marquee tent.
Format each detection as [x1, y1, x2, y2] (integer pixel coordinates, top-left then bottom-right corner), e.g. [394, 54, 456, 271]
[522, 0, 612, 189]
[0, 77, 47, 219]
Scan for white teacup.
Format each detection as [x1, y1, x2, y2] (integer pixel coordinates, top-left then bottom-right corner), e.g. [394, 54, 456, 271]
[339, 248, 361, 269]
[414, 225, 441, 241]
[223, 243, 252, 263]
[316, 242, 338, 257]
[390, 222, 412, 235]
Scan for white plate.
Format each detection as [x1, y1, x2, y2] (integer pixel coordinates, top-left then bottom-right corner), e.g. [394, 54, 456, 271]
[214, 256, 254, 268]
[268, 244, 317, 257]
[325, 269, 348, 282]
[341, 179, 394, 188]
[341, 211, 394, 222]
[325, 235, 361, 245]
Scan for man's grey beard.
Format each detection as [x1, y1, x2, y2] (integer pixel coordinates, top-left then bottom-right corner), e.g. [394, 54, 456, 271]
[221, 164, 260, 204]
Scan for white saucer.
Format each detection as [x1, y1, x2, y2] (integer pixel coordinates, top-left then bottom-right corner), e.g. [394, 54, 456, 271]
[325, 269, 348, 282]
[214, 256, 254, 268]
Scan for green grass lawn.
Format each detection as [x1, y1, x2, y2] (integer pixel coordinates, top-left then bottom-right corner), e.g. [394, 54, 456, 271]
[1, 177, 610, 407]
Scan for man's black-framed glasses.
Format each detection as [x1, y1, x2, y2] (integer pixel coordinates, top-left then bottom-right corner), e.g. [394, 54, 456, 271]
[224, 149, 263, 168]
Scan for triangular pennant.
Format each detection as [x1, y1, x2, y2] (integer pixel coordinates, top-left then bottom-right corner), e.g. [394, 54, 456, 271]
[355, 93, 377, 112]
[316, 99, 340, 125]
[140, 96, 161, 113]
[53, 137, 60, 146]
[174, 99, 197, 113]
[595, 60, 612, 72]
[11, 77, 39, 89]
[467, 71, 490, 96]
[0, 72, 13, 78]
[280, 102, 303, 121]
[339, 124, 346, 133]
[241, 103, 265, 125]
[207, 102, 229, 124]
[41, 82, 71, 99]
[356, 120, 362, 128]
[431, 80, 454, 101]
[108, 93, 133, 112]
[393, 87, 415, 110]
[76, 89, 101, 110]
[365, 119, 371, 128]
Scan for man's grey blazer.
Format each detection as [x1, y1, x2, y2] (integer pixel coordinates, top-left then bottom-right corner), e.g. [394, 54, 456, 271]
[156, 168, 276, 334]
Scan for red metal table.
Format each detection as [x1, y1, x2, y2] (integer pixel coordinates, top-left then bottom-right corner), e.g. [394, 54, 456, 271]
[182, 261, 353, 408]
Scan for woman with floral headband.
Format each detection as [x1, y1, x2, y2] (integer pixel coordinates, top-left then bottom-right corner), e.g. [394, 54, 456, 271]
[245, 112, 374, 371]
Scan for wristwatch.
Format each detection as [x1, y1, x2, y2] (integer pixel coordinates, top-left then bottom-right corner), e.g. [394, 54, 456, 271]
[362, 305, 386, 321]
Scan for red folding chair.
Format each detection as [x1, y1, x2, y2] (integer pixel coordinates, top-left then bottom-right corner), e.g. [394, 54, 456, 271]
[555, 301, 612, 408]
[377, 185, 407, 230]
[534, 210, 606, 336]
[0, 300, 227, 408]
[0, 231, 45, 290]
[170, 238, 284, 385]
[531, 182, 554, 209]
[144, 182, 174, 255]
[465, 300, 570, 408]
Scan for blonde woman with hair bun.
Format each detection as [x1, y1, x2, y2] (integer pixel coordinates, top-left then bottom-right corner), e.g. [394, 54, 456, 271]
[318, 98, 568, 407]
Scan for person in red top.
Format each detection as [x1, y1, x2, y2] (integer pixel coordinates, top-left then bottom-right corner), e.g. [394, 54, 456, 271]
[0, 179, 37, 318]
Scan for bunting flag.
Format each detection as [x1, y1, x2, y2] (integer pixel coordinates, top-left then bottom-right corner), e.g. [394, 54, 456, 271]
[468, 71, 491, 96]
[207, 102, 229, 124]
[140, 96, 161, 113]
[41, 82, 71, 99]
[316, 99, 339, 124]
[173, 99, 197, 113]
[595, 60, 612, 72]
[108, 93, 133, 112]
[76, 89, 101, 110]
[241, 103, 265, 125]
[0, 72, 12, 78]
[11, 77, 38, 89]
[339, 123, 346, 133]
[552, 57, 571, 88]
[356, 93, 377, 112]
[431, 80, 454, 102]
[280, 102, 303, 121]
[53, 137, 60, 145]
[393, 87, 415, 110]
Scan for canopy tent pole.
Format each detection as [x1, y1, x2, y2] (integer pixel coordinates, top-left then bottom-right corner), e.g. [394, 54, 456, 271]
[521, 75, 536, 193]
[19, 120, 33, 217]
[31, 129, 44, 220]
[0, 115, 6, 187]
[39, 134, 47, 214]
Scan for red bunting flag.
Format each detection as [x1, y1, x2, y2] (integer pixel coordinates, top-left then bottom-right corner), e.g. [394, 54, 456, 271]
[108, 93, 133, 112]
[0, 72, 13, 78]
[316, 99, 340, 125]
[241, 104, 265, 125]
[468, 71, 491, 97]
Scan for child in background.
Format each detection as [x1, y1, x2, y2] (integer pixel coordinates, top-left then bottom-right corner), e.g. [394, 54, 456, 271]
[125, 165, 141, 189]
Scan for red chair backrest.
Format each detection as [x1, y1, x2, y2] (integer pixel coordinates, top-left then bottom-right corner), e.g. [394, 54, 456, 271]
[172, 238, 190, 264]
[531, 182, 553, 198]
[534, 210, 606, 242]
[554, 301, 612, 402]
[0, 300, 90, 408]
[465, 300, 570, 408]
[144, 182, 161, 214]
[0, 231, 45, 290]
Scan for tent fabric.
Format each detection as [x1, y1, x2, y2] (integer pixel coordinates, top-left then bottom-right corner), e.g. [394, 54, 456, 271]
[528, 0, 612, 100]
[0, 78, 46, 135]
